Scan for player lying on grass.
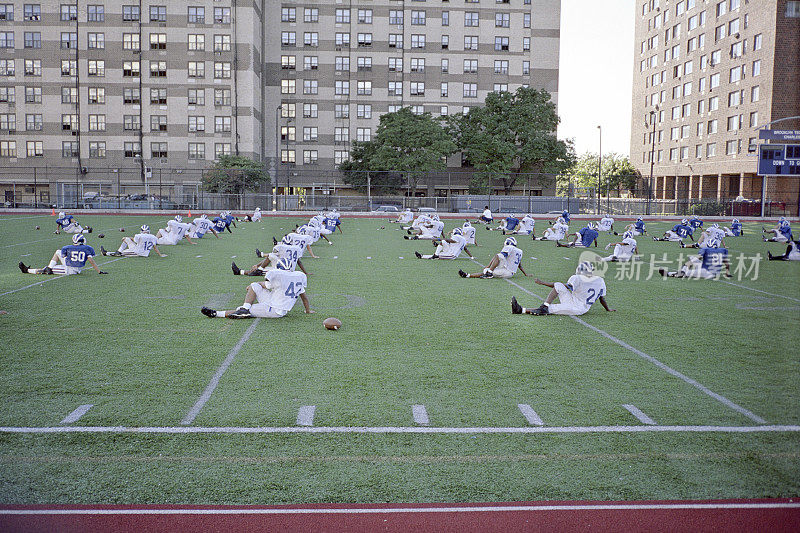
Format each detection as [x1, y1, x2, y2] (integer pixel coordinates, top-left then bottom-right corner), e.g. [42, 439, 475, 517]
[402, 212, 432, 232]
[598, 213, 614, 233]
[415, 227, 474, 259]
[511, 261, 614, 316]
[659, 238, 731, 279]
[600, 230, 637, 262]
[476, 205, 493, 224]
[763, 218, 792, 242]
[392, 208, 414, 225]
[767, 240, 800, 261]
[54, 211, 92, 234]
[615, 216, 647, 236]
[510, 214, 535, 236]
[723, 218, 743, 237]
[535, 217, 569, 241]
[653, 218, 695, 243]
[487, 214, 519, 233]
[243, 207, 262, 222]
[557, 221, 599, 248]
[234, 238, 308, 276]
[681, 223, 726, 249]
[202, 258, 312, 319]
[405, 214, 444, 240]
[188, 214, 220, 239]
[459, 237, 530, 279]
[19, 233, 107, 275]
[101, 225, 166, 258]
[155, 215, 196, 246]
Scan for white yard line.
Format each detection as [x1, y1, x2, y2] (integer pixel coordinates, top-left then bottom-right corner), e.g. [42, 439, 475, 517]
[0, 257, 124, 297]
[296, 406, 316, 426]
[721, 280, 800, 303]
[60, 405, 93, 424]
[468, 258, 768, 425]
[0, 424, 798, 435]
[412, 405, 430, 425]
[2, 227, 129, 249]
[181, 319, 261, 425]
[623, 404, 656, 425]
[517, 404, 544, 426]
[0, 214, 53, 221]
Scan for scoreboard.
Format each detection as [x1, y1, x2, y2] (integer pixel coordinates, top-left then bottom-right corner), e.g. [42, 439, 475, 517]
[758, 144, 800, 176]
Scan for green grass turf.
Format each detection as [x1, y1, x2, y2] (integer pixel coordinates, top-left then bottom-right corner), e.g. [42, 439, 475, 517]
[0, 212, 798, 503]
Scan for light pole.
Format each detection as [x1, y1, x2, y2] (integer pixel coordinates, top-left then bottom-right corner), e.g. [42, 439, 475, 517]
[273, 105, 280, 211]
[284, 117, 292, 211]
[648, 109, 657, 215]
[596, 125, 602, 215]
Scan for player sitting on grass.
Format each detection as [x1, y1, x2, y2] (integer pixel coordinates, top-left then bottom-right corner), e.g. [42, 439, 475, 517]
[763, 218, 792, 242]
[659, 238, 731, 279]
[488, 214, 520, 233]
[767, 240, 800, 261]
[304, 219, 333, 245]
[461, 220, 478, 246]
[276, 230, 317, 258]
[557, 221, 599, 248]
[321, 210, 343, 235]
[598, 213, 614, 233]
[212, 213, 231, 234]
[405, 214, 444, 240]
[243, 207, 262, 222]
[618, 216, 647, 236]
[723, 218, 744, 237]
[653, 218, 694, 243]
[535, 217, 569, 241]
[511, 261, 614, 316]
[600, 230, 637, 262]
[415, 227, 473, 260]
[155, 215, 196, 245]
[402, 212, 431, 232]
[202, 258, 312, 319]
[682, 223, 726, 249]
[688, 215, 703, 232]
[243, 237, 308, 276]
[476, 205, 493, 225]
[459, 237, 530, 279]
[512, 214, 536, 236]
[223, 211, 237, 230]
[188, 214, 220, 239]
[19, 233, 107, 275]
[392, 208, 414, 225]
[557, 210, 571, 224]
[101, 225, 166, 258]
[54, 211, 92, 234]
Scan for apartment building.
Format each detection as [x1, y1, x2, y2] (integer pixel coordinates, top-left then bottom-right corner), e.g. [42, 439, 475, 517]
[630, 0, 800, 209]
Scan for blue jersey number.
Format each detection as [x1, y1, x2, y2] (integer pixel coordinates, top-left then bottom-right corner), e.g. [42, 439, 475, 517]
[585, 288, 604, 305]
[284, 281, 303, 299]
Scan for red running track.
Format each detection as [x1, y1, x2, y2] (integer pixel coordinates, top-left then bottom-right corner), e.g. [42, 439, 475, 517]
[1, 499, 799, 532]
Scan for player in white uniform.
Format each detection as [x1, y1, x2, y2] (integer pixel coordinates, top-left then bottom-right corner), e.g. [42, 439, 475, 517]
[201, 258, 312, 319]
[535, 217, 569, 241]
[284, 231, 317, 258]
[238, 238, 307, 275]
[477, 206, 493, 224]
[598, 214, 614, 233]
[458, 237, 530, 279]
[304, 219, 333, 245]
[403, 213, 431, 231]
[101, 225, 166, 258]
[511, 261, 615, 316]
[601, 230, 637, 262]
[247, 207, 262, 222]
[155, 215, 196, 245]
[405, 214, 444, 240]
[393, 208, 414, 224]
[513, 214, 535, 237]
[682, 223, 726, 249]
[768, 240, 800, 261]
[415, 228, 473, 259]
[461, 220, 478, 245]
[188, 214, 220, 239]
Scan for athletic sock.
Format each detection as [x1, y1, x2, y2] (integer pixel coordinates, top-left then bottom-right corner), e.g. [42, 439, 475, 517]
[242, 303, 252, 310]
[215, 310, 226, 318]
[47, 260, 56, 268]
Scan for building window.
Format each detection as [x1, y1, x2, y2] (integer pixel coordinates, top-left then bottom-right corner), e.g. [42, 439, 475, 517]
[463, 59, 478, 73]
[214, 88, 231, 106]
[304, 32, 319, 47]
[88, 87, 105, 104]
[411, 58, 425, 72]
[60, 32, 77, 49]
[304, 7, 319, 23]
[123, 33, 141, 50]
[441, 35, 449, 49]
[495, 13, 509, 27]
[356, 128, 371, 142]
[188, 143, 205, 160]
[188, 116, 205, 132]
[24, 59, 41, 77]
[335, 80, 350, 95]
[24, 4, 40, 21]
[150, 33, 166, 50]
[0, 113, 15, 130]
[725, 140, 738, 155]
[357, 81, 372, 95]
[709, 95, 719, 111]
[357, 104, 371, 119]
[751, 85, 760, 102]
[410, 81, 425, 96]
[280, 149, 294, 164]
[89, 141, 106, 158]
[149, 5, 166, 22]
[151, 142, 168, 158]
[523, 37, 530, 51]
[494, 60, 509, 74]
[464, 36, 478, 50]
[214, 62, 231, 79]
[358, 9, 373, 24]
[442, 11, 449, 25]
[389, 34, 403, 48]
[188, 61, 204, 78]
[440, 82, 448, 97]
[214, 116, 231, 133]
[188, 6, 204, 23]
[0, 140, 16, 157]
[25, 114, 42, 131]
[523, 13, 531, 28]
[388, 81, 402, 96]
[26, 141, 43, 158]
[493, 83, 508, 93]
[213, 34, 230, 52]
[87, 60, 104, 77]
[752, 59, 761, 76]
[708, 119, 718, 134]
[334, 150, 349, 165]
[281, 7, 295, 22]
[188, 34, 205, 51]
[281, 32, 296, 46]
[303, 103, 319, 118]
[303, 79, 319, 95]
[753, 33, 762, 50]
[0, 87, 14, 103]
[150, 115, 167, 132]
[61, 4, 78, 21]
[124, 142, 141, 158]
[281, 79, 296, 94]
[710, 72, 720, 88]
[411, 10, 425, 25]
[389, 10, 402, 24]
[122, 60, 140, 77]
[88, 33, 105, 49]
[336, 56, 350, 71]
[282, 56, 296, 70]
[124, 88, 141, 104]
[150, 61, 167, 77]
[357, 33, 372, 47]
[303, 127, 318, 142]
[122, 5, 140, 21]
[303, 150, 318, 164]
[334, 127, 349, 143]
[150, 88, 167, 105]
[522, 61, 530, 75]
[463, 83, 477, 98]
[281, 103, 296, 118]
[336, 33, 350, 47]
[62, 141, 80, 158]
[441, 59, 449, 73]
[411, 34, 425, 48]
[334, 105, 348, 120]
[357, 57, 371, 71]
[24, 32, 41, 49]
[465, 11, 479, 26]
[280, 126, 295, 142]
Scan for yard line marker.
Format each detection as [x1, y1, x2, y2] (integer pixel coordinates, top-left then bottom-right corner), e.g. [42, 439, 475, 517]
[0, 257, 124, 297]
[296, 406, 316, 426]
[517, 404, 544, 426]
[412, 405, 430, 425]
[60, 405, 93, 424]
[1, 424, 799, 435]
[181, 318, 261, 425]
[623, 404, 656, 425]
[721, 280, 800, 303]
[468, 257, 768, 425]
[20, 253, 31, 257]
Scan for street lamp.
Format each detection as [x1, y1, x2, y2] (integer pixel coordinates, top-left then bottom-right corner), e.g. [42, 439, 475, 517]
[648, 109, 657, 215]
[597, 125, 602, 215]
[284, 117, 293, 211]
[273, 105, 280, 211]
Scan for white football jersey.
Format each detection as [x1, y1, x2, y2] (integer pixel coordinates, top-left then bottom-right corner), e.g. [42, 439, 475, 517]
[133, 233, 158, 256]
[621, 236, 637, 253]
[566, 274, 607, 314]
[519, 216, 535, 232]
[398, 211, 413, 223]
[462, 224, 476, 244]
[264, 269, 307, 312]
[274, 243, 302, 269]
[441, 234, 467, 257]
[551, 222, 568, 240]
[499, 245, 523, 274]
[599, 217, 614, 231]
[189, 217, 212, 238]
[287, 232, 313, 256]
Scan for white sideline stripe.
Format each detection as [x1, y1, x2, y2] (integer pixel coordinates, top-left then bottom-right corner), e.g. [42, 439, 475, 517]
[0, 257, 124, 297]
[181, 319, 261, 425]
[0, 214, 52, 221]
[1, 227, 130, 249]
[500, 274, 768, 425]
[1, 424, 799, 435]
[412, 405, 430, 425]
[296, 406, 316, 426]
[60, 404, 93, 424]
[721, 280, 800, 303]
[623, 404, 656, 425]
[2, 503, 800, 515]
[517, 404, 544, 426]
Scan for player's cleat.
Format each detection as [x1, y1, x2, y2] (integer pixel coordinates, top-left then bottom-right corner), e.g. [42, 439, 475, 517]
[231, 262, 241, 275]
[679, 241, 685, 248]
[458, 269, 467, 278]
[407, 229, 412, 235]
[511, 296, 522, 314]
[767, 251, 774, 260]
[18, 262, 28, 273]
[201, 307, 216, 318]
[431, 254, 439, 259]
[101, 246, 108, 256]
[87, 227, 93, 233]
[653, 236, 658, 241]
[255, 248, 262, 257]
[478, 272, 493, 279]
[658, 268, 668, 277]
[272, 236, 278, 245]
[531, 304, 549, 315]
[42, 266, 54, 275]
[228, 307, 252, 319]
[415, 251, 422, 259]
[485, 226, 490, 230]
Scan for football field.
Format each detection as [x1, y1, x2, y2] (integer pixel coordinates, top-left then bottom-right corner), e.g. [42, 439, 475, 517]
[0, 212, 798, 504]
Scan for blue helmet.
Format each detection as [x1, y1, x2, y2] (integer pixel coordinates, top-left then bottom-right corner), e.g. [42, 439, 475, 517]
[504, 237, 517, 247]
[276, 258, 292, 270]
[72, 234, 86, 245]
[174, 215, 182, 223]
[140, 224, 150, 233]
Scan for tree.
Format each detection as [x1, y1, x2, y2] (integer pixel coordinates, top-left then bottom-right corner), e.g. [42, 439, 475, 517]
[339, 107, 457, 193]
[202, 155, 269, 194]
[450, 87, 574, 194]
[557, 152, 640, 197]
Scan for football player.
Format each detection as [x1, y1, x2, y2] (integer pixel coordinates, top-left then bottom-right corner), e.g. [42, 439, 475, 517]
[101, 224, 166, 258]
[188, 214, 220, 239]
[392, 208, 414, 225]
[405, 214, 444, 240]
[723, 218, 744, 237]
[682, 223, 726, 249]
[282, 230, 317, 258]
[768, 240, 800, 261]
[243, 207, 262, 222]
[513, 214, 536, 237]
[487, 214, 520, 233]
[461, 220, 478, 246]
[511, 261, 614, 316]
[601, 230, 638, 262]
[688, 215, 704, 231]
[415, 227, 473, 260]
[653, 218, 694, 242]
[19, 234, 107, 275]
[458, 237, 530, 279]
[598, 213, 614, 233]
[557, 210, 571, 224]
[621, 216, 647, 236]
[403, 212, 432, 232]
[54, 211, 92, 234]
[557, 221, 599, 248]
[659, 238, 731, 279]
[212, 213, 231, 234]
[763, 218, 792, 243]
[535, 217, 569, 241]
[234, 239, 308, 276]
[201, 258, 312, 319]
[477, 205, 493, 224]
[155, 215, 196, 245]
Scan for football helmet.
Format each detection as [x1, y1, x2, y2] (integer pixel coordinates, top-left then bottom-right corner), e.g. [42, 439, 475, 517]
[276, 258, 292, 270]
[576, 261, 594, 276]
[562, 210, 569, 216]
[174, 215, 182, 223]
[732, 218, 740, 224]
[201, 214, 208, 219]
[140, 224, 150, 233]
[707, 238, 721, 248]
[681, 218, 689, 225]
[587, 222, 597, 230]
[504, 237, 517, 247]
[463, 220, 471, 227]
[309, 218, 321, 227]
[281, 235, 294, 245]
[557, 217, 565, 224]
[58, 211, 66, 219]
[711, 223, 720, 229]
[219, 212, 226, 219]
[623, 230, 633, 239]
[431, 214, 440, 221]
[779, 216, 786, 223]
[72, 234, 86, 245]
[452, 227, 463, 236]
[637, 216, 643, 222]
[255, 207, 261, 211]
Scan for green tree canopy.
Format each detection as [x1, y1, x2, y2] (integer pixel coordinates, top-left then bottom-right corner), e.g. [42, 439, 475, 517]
[557, 152, 640, 196]
[202, 155, 269, 194]
[450, 87, 575, 194]
[339, 107, 457, 193]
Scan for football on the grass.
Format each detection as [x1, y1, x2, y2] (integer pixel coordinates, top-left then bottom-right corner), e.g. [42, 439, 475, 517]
[323, 317, 342, 330]
[98, 233, 105, 238]
[35, 226, 40, 230]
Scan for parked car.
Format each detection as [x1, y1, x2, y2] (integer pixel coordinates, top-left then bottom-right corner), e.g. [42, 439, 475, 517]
[372, 205, 401, 212]
[417, 207, 436, 213]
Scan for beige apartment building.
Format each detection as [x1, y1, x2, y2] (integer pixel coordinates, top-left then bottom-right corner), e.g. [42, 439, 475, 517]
[0, 0, 561, 204]
[630, 0, 800, 213]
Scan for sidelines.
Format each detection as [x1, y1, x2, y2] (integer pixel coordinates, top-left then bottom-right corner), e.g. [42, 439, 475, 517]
[0, 257, 125, 298]
[470, 257, 768, 424]
[1, 424, 798, 435]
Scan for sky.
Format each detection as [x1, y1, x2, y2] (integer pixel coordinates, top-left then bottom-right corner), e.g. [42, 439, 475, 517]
[557, 0, 636, 158]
